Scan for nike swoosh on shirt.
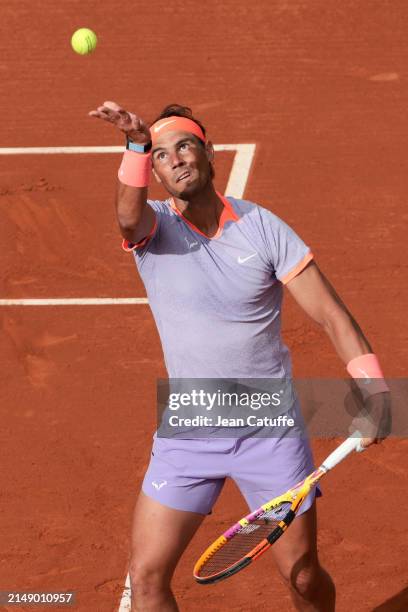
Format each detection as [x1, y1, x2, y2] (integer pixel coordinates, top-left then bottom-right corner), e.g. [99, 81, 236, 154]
[237, 252, 258, 264]
[152, 119, 177, 132]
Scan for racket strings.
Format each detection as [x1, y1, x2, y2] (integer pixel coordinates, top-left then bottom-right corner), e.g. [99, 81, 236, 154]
[197, 502, 292, 578]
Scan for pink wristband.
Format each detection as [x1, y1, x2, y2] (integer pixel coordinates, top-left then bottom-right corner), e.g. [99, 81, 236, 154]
[346, 353, 389, 399]
[118, 150, 151, 187]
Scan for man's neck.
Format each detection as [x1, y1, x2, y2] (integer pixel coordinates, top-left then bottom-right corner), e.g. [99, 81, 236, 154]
[172, 183, 223, 237]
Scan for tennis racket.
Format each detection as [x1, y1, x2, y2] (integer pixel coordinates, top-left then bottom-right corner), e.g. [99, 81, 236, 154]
[194, 434, 364, 584]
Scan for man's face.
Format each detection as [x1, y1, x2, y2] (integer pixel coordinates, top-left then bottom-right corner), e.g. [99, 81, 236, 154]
[151, 130, 214, 199]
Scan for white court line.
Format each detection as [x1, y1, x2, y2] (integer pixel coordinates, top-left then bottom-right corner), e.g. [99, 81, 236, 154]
[118, 574, 132, 612]
[0, 146, 126, 154]
[0, 298, 148, 306]
[0, 144, 253, 155]
[222, 144, 256, 201]
[0, 144, 255, 201]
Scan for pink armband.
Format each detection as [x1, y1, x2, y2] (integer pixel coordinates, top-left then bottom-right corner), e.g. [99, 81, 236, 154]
[346, 353, 389, 399]
[118, 150, 151, 187]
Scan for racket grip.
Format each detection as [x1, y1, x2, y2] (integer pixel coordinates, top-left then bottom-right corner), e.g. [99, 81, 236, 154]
[321, 431, 363, 471]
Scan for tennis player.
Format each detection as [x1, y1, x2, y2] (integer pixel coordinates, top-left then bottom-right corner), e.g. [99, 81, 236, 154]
[89, 101, 391, 611]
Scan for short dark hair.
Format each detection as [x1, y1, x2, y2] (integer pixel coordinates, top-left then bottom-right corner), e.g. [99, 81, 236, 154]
[150, 104, 207, 140]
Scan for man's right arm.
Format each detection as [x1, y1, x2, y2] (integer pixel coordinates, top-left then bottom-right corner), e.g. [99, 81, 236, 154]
[89, 100, 156, 245]
[115, 183, 155, 245]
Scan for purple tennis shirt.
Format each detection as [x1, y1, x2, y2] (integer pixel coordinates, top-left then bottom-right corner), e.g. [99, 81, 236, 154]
[124, 195, 313, 379]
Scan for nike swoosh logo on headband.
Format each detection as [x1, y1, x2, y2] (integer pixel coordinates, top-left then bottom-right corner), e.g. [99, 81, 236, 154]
[153, 119, 177, 132]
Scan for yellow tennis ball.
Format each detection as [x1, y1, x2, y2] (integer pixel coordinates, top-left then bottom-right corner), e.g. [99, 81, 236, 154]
[71, 28, 98, 55]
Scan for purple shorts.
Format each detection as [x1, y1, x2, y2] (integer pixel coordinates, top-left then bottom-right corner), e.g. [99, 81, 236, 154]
[142, 434, 320, 516]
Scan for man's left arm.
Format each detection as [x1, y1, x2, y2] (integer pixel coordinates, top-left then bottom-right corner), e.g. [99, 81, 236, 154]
[285, 260, 391, 448]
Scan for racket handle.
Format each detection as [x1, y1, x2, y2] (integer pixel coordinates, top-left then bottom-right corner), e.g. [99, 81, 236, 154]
[321, 431, 363, 471]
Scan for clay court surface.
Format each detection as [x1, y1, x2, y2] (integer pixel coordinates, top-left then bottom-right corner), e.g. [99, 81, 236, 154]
[1, 1, 407, 610]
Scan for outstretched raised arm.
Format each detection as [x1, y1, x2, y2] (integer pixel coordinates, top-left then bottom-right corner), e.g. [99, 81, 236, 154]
[89, 101, 155, 245]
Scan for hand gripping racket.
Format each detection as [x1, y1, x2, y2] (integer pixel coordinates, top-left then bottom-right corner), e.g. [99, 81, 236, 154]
[194, 434, 364, 584]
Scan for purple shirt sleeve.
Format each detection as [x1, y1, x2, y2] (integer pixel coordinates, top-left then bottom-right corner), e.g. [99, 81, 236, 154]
[261, 208, 314, 283]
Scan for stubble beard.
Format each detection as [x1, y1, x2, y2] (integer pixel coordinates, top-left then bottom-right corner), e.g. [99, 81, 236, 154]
[175, 168, 212, 201]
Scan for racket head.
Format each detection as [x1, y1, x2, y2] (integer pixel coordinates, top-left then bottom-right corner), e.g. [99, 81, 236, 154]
[193, 471, 322, 584]
[194, 434, 362, 584]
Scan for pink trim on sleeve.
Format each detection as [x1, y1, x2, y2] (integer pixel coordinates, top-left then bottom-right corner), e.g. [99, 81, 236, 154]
[121, 217, 158, 252]
[280, 251, 314, 285]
